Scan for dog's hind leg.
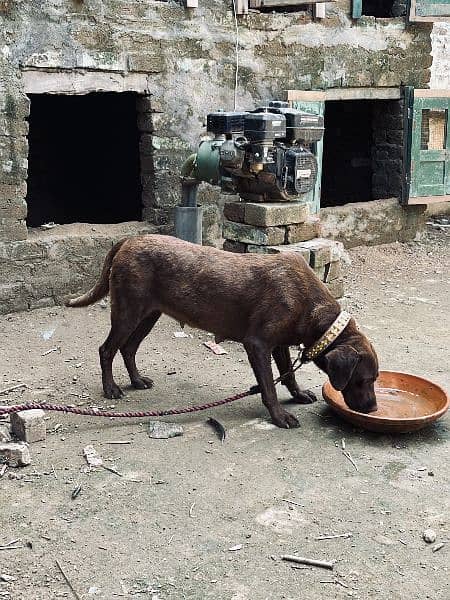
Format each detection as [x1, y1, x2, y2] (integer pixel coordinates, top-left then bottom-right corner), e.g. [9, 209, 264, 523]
[244, 339, 299, 429]
[99, 313, 143, 400]
[120, 311, 161, 390]
[272, 346, 317, 405]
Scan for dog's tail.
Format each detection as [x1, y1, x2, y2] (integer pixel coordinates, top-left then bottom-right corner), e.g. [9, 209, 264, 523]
[66, 239, 127, 308]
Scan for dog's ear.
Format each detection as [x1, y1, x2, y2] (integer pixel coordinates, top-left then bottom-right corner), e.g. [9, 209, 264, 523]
[324, 346, 360, 391]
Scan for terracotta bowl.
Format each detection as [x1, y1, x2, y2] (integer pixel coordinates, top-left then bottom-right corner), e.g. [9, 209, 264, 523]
[322, 371, 449, 433]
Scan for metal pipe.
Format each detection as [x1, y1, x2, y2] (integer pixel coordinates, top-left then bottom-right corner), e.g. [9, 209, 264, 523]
[175, 178, 202, 244]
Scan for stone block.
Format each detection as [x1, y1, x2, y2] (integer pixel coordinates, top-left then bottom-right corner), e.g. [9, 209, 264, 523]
[223, 221, 285, 246]
[286, 216, 320, 243]
[324, 261, 342, 282]
[223, 240, 247, 253]
[11, 410, 46, 443]
[326, 278, 345, 299]
[0, 182, 27, 201]
[295, 239, 332, 268]
[313, 265, 326, 281]
[0, 219, 28, 242]
[224, 202, 245, 223]
[0, 442, 31, 467]
[247, 243, 310, 263]
[128, 53, 165, 73]
[242, 202, 309, 227]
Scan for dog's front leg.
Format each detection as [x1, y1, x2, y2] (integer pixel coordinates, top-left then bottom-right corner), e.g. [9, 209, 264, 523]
[244, 339, 299, 429]
[272, 346, 317, 404]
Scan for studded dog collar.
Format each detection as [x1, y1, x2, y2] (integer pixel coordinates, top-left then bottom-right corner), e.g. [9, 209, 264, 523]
[303, 310, 352, 362]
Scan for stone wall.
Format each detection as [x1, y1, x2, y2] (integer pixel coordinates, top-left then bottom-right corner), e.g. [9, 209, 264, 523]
[0, 1, 432, 240]
[0, 1, 436, 314]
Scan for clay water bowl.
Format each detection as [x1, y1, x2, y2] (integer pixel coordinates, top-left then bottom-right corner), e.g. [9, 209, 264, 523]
[322, 371, 449, 433]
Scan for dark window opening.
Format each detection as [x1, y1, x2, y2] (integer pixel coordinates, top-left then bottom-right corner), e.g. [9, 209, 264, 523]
[250, 1, 310, 13]
[321, 99, 404, 207]
[362, 1, 406, 18]
[26, 92, 142, 227]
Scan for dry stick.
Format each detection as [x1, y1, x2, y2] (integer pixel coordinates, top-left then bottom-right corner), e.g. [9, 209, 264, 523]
[316, 533, 352, 540]
[281, 555, 334, 570]
[189, 502, 196, 518]
[101, 465, 122, 477]
[282, 499, 303, 507]
[342, 450, 358, 471]
[0, 383, 27, 396]
[55, 559, 82, 600]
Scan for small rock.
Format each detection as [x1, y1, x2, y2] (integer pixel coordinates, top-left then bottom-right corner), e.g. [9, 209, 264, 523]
[432, 542, 445, 553]
[228, 544, 242, 551]
[0, 424, 11, 443]
[148, 421, 184, 439]
[0, 442, 32, 467]
[11, 409, 46, 443]
[423, 528, 437, 543]
[0, 574, 16, 582]
[83, 445, 103, 467]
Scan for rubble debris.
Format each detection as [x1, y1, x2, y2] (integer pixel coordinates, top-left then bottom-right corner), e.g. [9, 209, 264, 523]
[147, 421, 184, 439]
[228, 544, 242, 551]
[71, 485, 82, 500]
[0, 425, 11, 443]
[189, 502, 196, 518]
[0, 442, 31, 467]
[10, 409, 46, 443]
[203, 341, 228, 355]
[315, 532, 353, 541]
[423, 529, 437, 544]
[42, 347, 60, 356]
[207, 417, 226, 443]
[432, 542, 445, 553]
[83, 445, 103, 467]
[0, 464, 7, 478]
[0, 574, 16, 582]
[281, 555, 334, 570]
[174, 331, 190, 338]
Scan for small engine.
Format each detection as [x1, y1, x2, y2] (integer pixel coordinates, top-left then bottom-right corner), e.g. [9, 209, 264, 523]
[184, 100, 324, 202]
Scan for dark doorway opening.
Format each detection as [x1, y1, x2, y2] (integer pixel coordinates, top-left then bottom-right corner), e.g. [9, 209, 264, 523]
[321, 99, 404, 207]
[361, 1, 405, 18]
[26, 92, 142, 227]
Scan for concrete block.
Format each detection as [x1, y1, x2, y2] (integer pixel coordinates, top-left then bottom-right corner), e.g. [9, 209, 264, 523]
[0, 442, 31, 467]
[223, 240, 247, 253]
[247, 243, 310, 263]
[286, 216, 320, 243]
[224, 202, 245, 223]
[0, 424, 11, 443]
[223, 221, 285, 246]
[326, 278, 345, 299]
[11, 409, 46, 443]
[243, 202, 309, 227]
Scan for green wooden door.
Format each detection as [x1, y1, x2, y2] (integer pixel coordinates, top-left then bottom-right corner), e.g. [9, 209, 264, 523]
[291, 100, 325, 214]
[410, 96, 450, 199]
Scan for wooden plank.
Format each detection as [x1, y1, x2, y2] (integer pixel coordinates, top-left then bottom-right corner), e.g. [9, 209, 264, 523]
[287, 88, 401, 102]
[314, 3, 326, 18]
[236, 0, 249, 14]
[352, 0, 362, 18]
[407, 194, 450, 204]
[250, 0, 331, 6]
[414, 89, 450, 98]
[416, 0, 450, 17]
[410, 0, 450, 19]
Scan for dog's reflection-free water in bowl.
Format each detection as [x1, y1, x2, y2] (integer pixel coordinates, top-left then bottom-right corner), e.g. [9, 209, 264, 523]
[373, 387, 430, 419]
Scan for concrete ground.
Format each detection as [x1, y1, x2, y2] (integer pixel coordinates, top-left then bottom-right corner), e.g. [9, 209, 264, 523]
[0, 226, 449, 600]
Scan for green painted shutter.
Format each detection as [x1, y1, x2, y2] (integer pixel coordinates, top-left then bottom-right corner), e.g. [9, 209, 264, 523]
[352, 0, 362, 18]
[409, 96, 450, 199]
[291, 100, 325, 214]
[415, 0, 450, 17]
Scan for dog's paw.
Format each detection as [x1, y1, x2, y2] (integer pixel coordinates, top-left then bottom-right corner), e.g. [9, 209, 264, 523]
[272, 410, 300, 429]
[291, 389, 318, 405]
[131, 376, 154, 390]
[104, 383, 124, 400]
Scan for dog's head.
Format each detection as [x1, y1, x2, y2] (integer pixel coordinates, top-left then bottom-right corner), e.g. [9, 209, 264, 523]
[318, 336, 379, 413]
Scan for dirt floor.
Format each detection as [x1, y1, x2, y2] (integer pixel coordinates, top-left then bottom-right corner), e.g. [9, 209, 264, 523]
[1, 226, 449, 600]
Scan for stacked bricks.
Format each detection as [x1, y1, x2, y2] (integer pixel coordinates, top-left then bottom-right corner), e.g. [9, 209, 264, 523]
[222, 201, 345, 299]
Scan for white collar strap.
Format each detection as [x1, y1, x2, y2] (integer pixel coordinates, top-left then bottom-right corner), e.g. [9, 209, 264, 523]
[303, 311, 352, 362]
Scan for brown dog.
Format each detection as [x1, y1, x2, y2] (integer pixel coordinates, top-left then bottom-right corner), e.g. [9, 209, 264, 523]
[67, 235, 379, 428]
